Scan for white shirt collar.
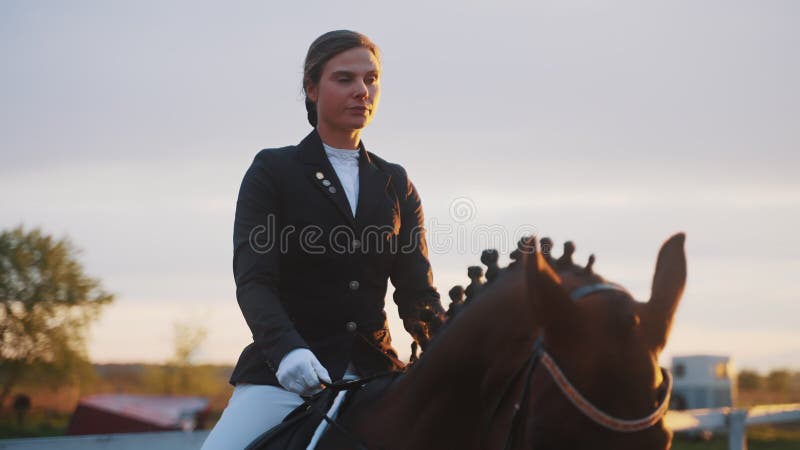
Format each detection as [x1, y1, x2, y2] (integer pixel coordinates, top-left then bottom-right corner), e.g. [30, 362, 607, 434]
[323, 142, 360, 162]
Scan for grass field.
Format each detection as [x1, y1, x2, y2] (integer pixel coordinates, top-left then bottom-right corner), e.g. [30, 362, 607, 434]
[0, 411, 71, 439]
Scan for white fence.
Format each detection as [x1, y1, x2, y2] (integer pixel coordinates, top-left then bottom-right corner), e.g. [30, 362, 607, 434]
[0, 430, 209, 450]
[665, 403, 800, 450]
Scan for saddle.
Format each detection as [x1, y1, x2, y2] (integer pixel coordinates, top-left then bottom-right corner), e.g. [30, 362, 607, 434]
[245, 372, 402, 450]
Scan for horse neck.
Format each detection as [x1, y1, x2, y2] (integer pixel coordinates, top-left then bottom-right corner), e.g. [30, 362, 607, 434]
[361, 270, 538, 447]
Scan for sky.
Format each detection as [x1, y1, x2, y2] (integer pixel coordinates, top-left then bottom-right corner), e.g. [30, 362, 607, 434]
[1, 1, 798, 373]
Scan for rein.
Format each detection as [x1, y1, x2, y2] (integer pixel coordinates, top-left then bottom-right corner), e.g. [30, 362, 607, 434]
[500, 282, 674, 448]
[302, 371, 396, 450]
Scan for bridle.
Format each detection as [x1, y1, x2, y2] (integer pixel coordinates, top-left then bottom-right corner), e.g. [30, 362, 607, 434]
[539, 352, 672, 432]
[500, 282, 673, 449]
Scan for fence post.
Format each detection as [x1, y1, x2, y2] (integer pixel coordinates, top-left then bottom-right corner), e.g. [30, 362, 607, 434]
[727, 409, 748, 450]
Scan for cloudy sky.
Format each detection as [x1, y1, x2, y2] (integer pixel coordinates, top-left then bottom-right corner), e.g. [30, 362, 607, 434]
[1, 1, 798, 372]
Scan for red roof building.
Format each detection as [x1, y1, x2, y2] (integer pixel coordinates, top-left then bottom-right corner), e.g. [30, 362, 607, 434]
[67, 394, 209, 435]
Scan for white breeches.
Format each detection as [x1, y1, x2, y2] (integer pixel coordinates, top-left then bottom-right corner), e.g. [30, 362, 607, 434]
[200, 363, 360, 450]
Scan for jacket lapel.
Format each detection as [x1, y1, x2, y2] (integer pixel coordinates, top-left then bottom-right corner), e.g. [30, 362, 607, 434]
[356, 147, 392, 230]
[297, 129, 391, 231]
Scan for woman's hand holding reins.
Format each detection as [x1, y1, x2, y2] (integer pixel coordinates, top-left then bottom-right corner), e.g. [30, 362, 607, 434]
[276, 348, 332, 396]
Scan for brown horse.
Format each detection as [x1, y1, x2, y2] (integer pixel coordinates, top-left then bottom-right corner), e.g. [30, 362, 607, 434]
[308, 233, 687, 449]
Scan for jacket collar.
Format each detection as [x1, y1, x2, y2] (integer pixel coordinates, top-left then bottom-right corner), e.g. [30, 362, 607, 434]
[297, 129, 391, 230]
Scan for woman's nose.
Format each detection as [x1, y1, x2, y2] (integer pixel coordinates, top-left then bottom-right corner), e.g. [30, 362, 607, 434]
[353, 80, 368, 98]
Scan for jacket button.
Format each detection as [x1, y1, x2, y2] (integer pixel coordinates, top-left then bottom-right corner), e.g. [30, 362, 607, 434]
[346, 321, 357, 332]
[349, 280, 360, 290]
[352, 239, 361, 250]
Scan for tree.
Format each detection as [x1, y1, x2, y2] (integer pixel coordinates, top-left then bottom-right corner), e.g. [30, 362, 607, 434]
[0, 226, 113, 408]
[144, 321, 208, 395]
[737, 369, 762, 390]
[171, 322, 208, 368]
[170, 321, 208, 394]
[766, 369, 791, 393]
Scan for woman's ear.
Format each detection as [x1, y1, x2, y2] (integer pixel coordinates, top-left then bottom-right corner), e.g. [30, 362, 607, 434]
[305, 81, 318, 103]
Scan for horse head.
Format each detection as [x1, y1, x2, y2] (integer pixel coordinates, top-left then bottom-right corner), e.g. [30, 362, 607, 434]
[344, 233, 686, 450]
[513, 233, 686, 449]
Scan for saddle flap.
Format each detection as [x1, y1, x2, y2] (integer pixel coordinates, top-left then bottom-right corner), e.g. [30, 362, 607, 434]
[245, 389, 336, 450]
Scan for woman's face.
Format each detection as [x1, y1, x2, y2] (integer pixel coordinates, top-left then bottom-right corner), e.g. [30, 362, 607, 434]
[307, 46, 381, 134]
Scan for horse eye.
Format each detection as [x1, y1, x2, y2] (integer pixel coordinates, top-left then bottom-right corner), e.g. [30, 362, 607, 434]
[616, 311, 640, 331]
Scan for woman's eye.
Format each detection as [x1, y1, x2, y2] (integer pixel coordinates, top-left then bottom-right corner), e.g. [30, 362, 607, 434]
[338, 77, 351, 83]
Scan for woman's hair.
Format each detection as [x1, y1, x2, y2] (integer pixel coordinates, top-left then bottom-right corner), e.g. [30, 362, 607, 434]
[303, 30, 381, 127]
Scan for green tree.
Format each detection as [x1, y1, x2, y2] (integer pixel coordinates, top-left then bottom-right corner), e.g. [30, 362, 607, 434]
[144, 321, 208, 395]
[171, 322, 208, 368]
[737, 369, 762, 390]
[0, 226, 113, 408]
[169, 321, 208, 394]
[766, 369, 791, 393]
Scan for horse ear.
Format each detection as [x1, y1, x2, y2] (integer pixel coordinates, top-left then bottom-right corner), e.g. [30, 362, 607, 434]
[522, 236, 575, 328]
[644, 233, 687, 351]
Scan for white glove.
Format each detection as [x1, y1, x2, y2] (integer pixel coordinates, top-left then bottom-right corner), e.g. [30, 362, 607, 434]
[276, 348, 331, 396]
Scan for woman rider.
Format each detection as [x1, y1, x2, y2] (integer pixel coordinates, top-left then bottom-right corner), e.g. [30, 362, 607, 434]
[201, 30, 445, 449]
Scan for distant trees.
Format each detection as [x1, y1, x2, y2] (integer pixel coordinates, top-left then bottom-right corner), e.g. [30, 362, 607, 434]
[738, 368, 800, 406]
[170, 321, 209, 394]
[144, 321, 209, 395]
[765, 370, 791, 393]
[0, 226, 113, 409]
[738, 368, 798, 395]
[172, 322, 208, 369]
[737, 369, 762, 390]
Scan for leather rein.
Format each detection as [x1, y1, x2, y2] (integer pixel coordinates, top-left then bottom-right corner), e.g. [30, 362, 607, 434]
[500, 282, 673, 449]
